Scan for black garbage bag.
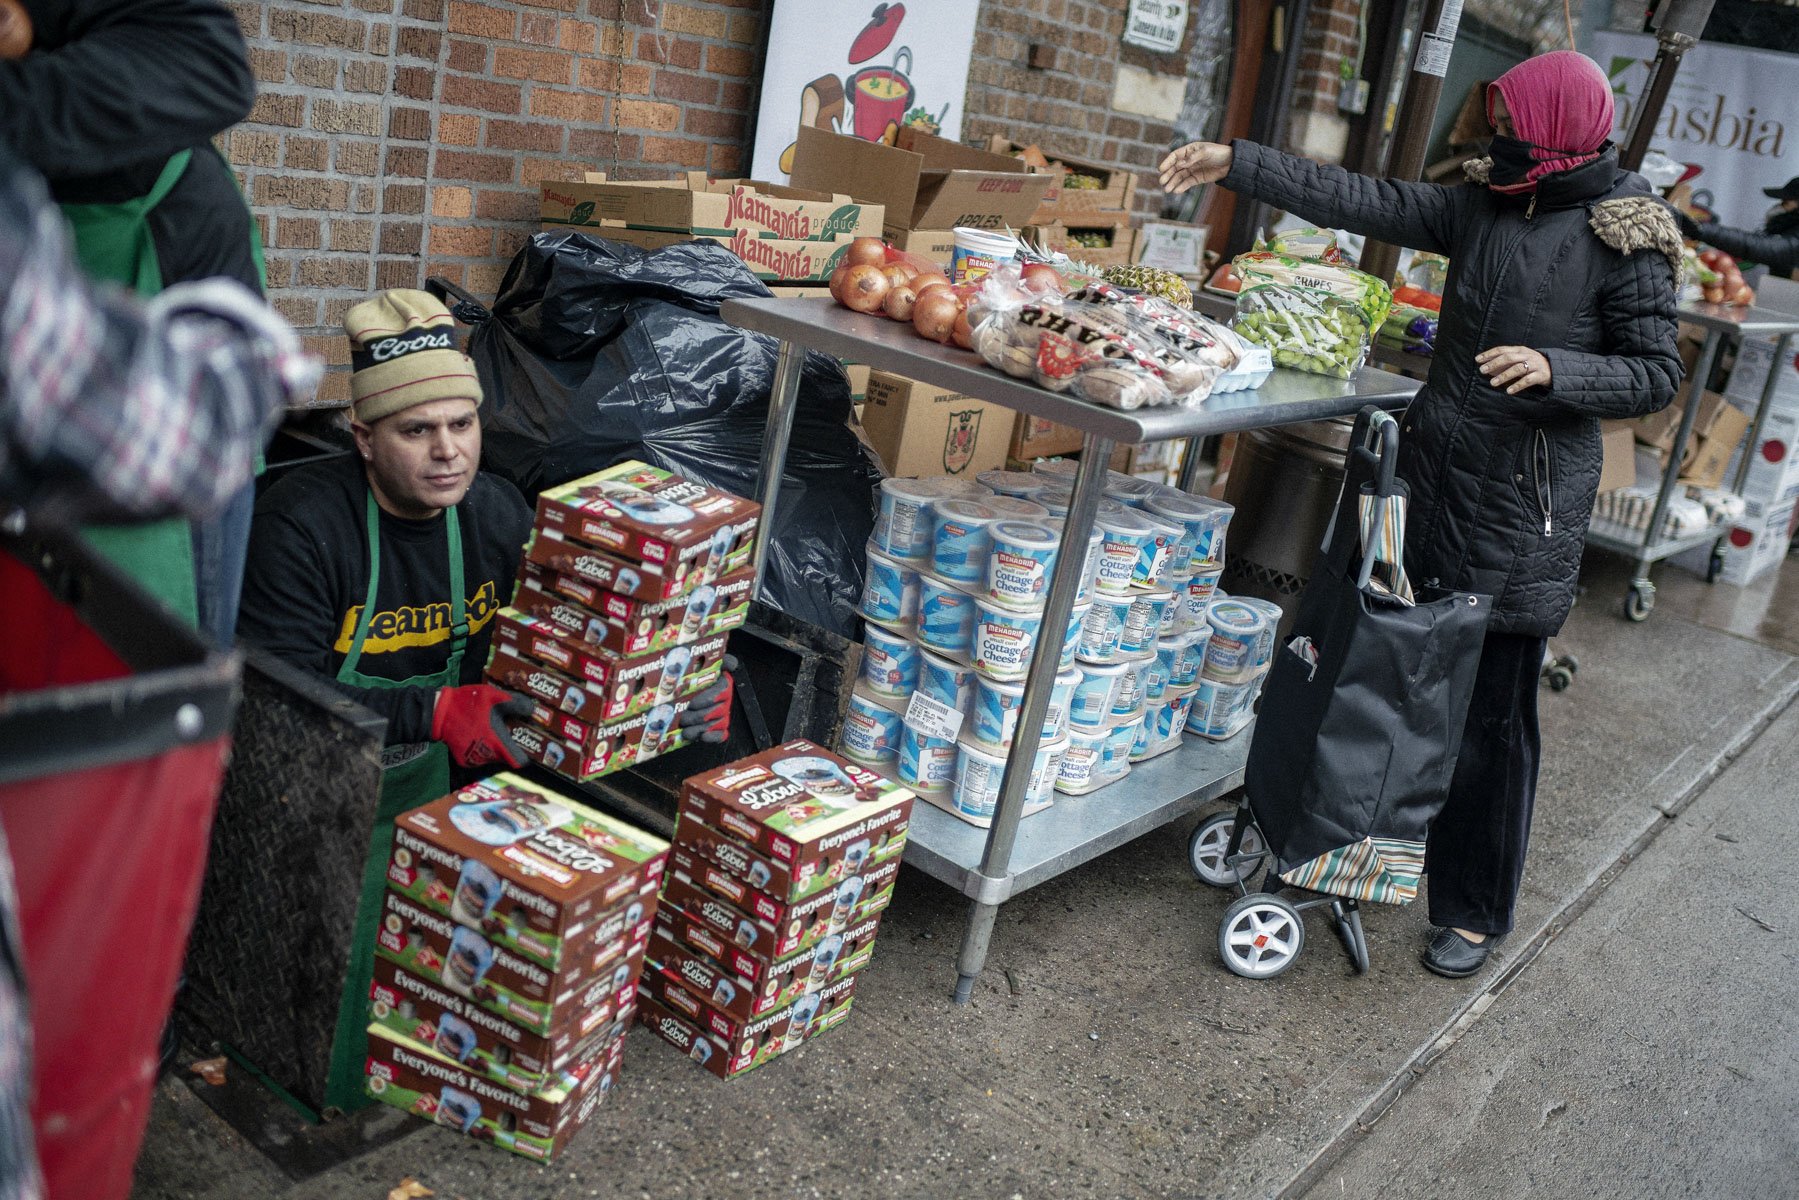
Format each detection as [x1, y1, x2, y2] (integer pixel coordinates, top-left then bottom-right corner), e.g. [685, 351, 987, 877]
[450, 230, 880, 636]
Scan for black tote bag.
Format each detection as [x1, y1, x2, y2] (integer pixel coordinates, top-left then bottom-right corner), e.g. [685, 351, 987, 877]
[1244, 407, 1492, 904]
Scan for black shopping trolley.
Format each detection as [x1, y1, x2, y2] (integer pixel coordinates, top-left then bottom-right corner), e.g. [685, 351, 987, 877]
[1189, 407, 1492, 978]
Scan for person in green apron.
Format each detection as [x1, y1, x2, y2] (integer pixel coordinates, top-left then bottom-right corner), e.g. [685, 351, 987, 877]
[2, 0, 264, 637]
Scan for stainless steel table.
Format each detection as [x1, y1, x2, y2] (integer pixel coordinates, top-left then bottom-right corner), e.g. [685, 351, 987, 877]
[1583, 302, 1799, 621]
[722, 296, 1419, 1001]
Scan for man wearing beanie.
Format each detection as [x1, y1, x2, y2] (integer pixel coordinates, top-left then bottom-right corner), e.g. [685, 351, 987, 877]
[238, 289, 536, 775]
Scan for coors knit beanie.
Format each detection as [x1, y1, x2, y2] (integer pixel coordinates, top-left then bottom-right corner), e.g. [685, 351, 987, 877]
[343, 289, 483, 424]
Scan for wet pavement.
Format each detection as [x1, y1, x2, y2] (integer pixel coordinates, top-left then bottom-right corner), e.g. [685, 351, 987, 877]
[131, 548, 1799, 1200]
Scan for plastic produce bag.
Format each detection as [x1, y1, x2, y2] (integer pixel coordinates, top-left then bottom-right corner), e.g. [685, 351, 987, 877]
[449, 231, 881, 636]
[968, 267, 1236, 409]
[1230, 252, 1394, 379]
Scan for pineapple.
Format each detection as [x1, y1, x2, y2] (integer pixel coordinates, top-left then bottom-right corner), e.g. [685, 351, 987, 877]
[1102, 263, 1194, 308]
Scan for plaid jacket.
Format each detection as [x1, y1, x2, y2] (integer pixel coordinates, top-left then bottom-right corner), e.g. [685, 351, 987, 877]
[0, 145, 316, 522]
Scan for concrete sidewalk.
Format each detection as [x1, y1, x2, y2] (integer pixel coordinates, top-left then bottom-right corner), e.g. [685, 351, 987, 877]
[131, 553, 1799, 1200]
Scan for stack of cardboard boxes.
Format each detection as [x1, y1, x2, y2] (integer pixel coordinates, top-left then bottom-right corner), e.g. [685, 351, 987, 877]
[540, 173, 884, 289]
[637, 740, 915, 1079]
[364, 774, 670, 1160]
[1682, 334, 1799, 583]
[484, 461, 759, 783]
[789, 127, 1053, 481]
[987, 137, 1140, 269]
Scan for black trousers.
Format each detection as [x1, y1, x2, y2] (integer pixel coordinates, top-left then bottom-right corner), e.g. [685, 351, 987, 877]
[1425, 631, 1546, 936]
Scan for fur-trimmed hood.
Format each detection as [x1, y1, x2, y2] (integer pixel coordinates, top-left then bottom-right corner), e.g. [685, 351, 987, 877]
[1463, 155, 1684, 275]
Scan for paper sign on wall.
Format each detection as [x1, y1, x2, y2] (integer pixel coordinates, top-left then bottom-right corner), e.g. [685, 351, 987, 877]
[1124, 0, 1189, 53]
[751, 1, 980, 185]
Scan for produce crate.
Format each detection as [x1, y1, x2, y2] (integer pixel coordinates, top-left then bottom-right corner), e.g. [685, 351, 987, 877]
[985, 136, 1139, 217]
[1029, 223, 1137, 269]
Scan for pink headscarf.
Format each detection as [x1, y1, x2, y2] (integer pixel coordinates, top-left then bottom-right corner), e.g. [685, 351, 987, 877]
[1486, 51, 1615, 195]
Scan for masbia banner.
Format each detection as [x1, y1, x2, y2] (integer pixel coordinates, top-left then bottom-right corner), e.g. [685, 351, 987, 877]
[1591, 31, 1797, 227]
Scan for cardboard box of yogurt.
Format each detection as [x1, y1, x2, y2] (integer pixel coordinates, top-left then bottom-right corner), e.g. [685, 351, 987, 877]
[488, 612, 728, 721]
[646, 911, 878, 1023]
[374, 890, 651, 1038]
[658, 854, 898, 963]
[678, 741, 915, 887]
[515, 561, 755, 656]
[525, 529, 705, 603]
[387, 774, 668, 973]
[671, 812, 909, 908]
[636, 976, 857, 1081]
[641, 966, 857, 1054]
[364, 1025, 623, 1162]
[533, 462, 759, 581]
[369, 957, 630, 1097]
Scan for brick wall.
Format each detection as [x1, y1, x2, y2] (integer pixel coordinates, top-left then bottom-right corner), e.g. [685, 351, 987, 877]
[957, 0, 1198, 219]
[226, 0, 766, 404]
[226, 0, 1199, 400]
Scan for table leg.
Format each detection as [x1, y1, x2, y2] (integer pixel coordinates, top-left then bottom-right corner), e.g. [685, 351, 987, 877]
[951, 434, 1115, 1003]
[1730, 332, 1791, 499]
[1633, 331, 1721, 603]
[1178, 436, 1211, 494]
[752, 339, 806, 583]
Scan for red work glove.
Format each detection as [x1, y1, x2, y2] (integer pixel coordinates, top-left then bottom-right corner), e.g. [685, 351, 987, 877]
[676, 655, 737, 744]
[432, 684, 533, 768]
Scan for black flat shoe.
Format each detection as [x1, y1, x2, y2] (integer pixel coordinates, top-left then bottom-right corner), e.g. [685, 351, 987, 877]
[1422, 927, 1500, 978]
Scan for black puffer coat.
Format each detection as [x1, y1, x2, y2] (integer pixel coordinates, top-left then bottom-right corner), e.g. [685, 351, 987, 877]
[1224, 142, 1683, 636]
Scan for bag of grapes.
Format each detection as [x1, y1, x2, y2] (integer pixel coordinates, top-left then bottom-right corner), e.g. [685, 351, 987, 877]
[1229, 252, 1394, 380]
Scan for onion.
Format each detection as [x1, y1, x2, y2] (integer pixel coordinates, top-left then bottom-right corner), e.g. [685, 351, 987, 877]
[884, 283, 919, 322]
[951, 309, 975, 350]
[1021, 262, 1066, 294]
[840, 263, 890, 314]
[844, 238, 887, 269]
[879, 262, 912, 291]
[828, 265, 854, 305]
[912, 290, 960, 343]
[913, 274, 952, 297]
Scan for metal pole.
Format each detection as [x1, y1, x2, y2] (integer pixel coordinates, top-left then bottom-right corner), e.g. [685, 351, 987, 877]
[951, 434, 1114, 1004]
[1635, 329, 1722, 584]
[1730, 331, 1792, 496]
[1357, 0, 1458, 285]
[1178, 437, 1212, 494]
[751, 340, 806, 583]
[1619, 0, 1716, 172]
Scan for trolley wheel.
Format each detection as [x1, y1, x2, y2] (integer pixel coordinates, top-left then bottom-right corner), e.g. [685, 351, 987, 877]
[1331, 901, 1370, 975]
[1623, 581, 1655, 623]
[1189, 812, 1268, 888]
[1546, 666, 1574, 691]
[1218, 892, 1305, 979]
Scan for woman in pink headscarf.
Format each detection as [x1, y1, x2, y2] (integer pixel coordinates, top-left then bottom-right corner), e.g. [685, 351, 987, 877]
[1163, 52, 1683, 978]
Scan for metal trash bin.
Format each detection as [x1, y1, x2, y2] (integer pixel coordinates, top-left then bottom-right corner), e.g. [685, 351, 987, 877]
[1220, 417, 1354, 640]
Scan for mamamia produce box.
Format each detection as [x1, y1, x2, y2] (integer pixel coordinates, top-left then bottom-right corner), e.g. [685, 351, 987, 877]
[540, 173, 884, 241]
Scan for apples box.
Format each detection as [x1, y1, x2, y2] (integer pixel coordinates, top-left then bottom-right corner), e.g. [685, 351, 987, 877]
[533, 461, 758, 579]
[788, 125, 1052, 233]
[363, 1025, 624, 1161]
[387, 774, 667, 973]
[540, 173, 882, 241]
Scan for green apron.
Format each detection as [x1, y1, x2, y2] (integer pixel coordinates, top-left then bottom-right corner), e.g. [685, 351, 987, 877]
[322, 491, 466, 1112]
[63, 151, 201, 625]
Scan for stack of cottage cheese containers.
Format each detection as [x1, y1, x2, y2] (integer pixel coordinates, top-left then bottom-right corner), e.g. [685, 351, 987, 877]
[1038, 461, 1234, 791]
[1186, 592, 1285, 740]
[844, 469, 1102, 827]
[846, 461, 1236, 815]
